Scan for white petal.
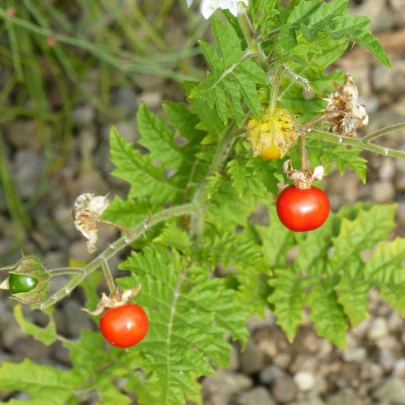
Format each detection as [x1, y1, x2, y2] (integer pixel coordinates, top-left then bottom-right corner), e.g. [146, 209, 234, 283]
[200, 0, 218, 18]
[86, 231, 98, 253]
[312, 165, 325, 181]
[226, 2, 241, 16]
[187, 0, 193, 6]
[88, 195, 109, 215]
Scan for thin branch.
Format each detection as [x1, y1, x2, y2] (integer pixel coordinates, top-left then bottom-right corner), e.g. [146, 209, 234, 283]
[362, 122, 405, 143]
[237, 13, 267, 69]
[95, 218, 132, 235]
[189, 122, 237, 242]
[269, 65, 284, 114]
[300, 133, 307, 170]
[100, 259, 117, 296]
[305, 128, 405, 160]
[32, 203, 199, 309]
[47, 267, 85, 278]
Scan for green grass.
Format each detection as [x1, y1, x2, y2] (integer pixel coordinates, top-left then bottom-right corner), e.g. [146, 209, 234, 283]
[0, 0, 205, 253]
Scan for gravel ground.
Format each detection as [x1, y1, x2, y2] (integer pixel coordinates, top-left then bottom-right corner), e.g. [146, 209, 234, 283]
[2, 0, 405, 404]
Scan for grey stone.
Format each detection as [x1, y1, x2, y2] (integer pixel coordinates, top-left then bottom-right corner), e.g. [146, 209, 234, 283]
[373, 378, 405, 404]
[52, 340, 72, 367]
[109, 87, 138, 119]
[227, 343, 240, 371]
[2, 318, 27, 350]
[14, 149, 45, 199]
[379, 159, 396, 181]
[13, 392, 31, 401]
[44, 251, 68, 269]
[371, 181, 395, 203]
[388, 311, 404, 332]
[394, 359, 405, 378]
[113, 121, 139, 143]
[271, 376, 297, 404]
[293, 371, 316, 392]
[290, 393, 325, 405]
[260, 365, 285, 385]
[72, 104, 95, 127]
[273, 352, 291, 369]
[326, 390, 363, 405]
[237, 387, 276, 405]
[373, 61, 405, 97]
[73, 171, 108, 195]
[368, 317, 389, 340]
[11, 337, 53, 363]
[69, 240, 95, 262]
[379, 349, 395, 371]
[240, 336, 264, 375]
[139, 91, 162, 110]
[376, 335, 401, 352]
[79, 127, 97, 162]
[202, 371, 252, 405]
[5, 119, 43, 150]
[391, 0, 405, 28]
[342, 347, 367, 363]
[360, 360, 383, 381]
[352, 0, 394, 32]
[62, 300, 94, 338]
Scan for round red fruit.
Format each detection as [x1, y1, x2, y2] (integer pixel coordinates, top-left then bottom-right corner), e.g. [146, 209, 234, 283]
[100, 304, 148, 348]
[276, 186, 330, 232]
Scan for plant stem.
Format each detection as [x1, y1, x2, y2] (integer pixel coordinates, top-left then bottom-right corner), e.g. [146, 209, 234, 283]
[190, 122, 237, 242]
[47, 267, 85, 278]
[362, 122, 405, 143]
[300, 133, 307, 170]
[300, 114, 329, 131]
[32, 203, 199, 309]
[95, 218, 132, 235]
[269, 65, 284, 114]
[305, 128, 405, 160]
[100, 259, 117, 295]
[237, 13, 267, 69]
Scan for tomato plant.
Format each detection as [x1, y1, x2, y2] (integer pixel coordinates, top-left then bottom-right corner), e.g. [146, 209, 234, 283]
[100, 303, 149, 348]
[2, 1, 405, 404]
[8, 273, 38, 294]
[276, 186, 330, 232]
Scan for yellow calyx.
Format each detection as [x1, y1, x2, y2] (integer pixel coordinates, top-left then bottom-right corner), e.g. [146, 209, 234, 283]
[247, 108, 299, 160]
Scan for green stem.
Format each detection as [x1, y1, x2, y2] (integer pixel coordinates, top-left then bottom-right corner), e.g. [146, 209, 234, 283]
[269, 65, 284, 114]
[32, 203, 199, 309]
[100, 259, 117, 295]
[362, 122, 405, 143]
[96, 218, 132, 235]
[300, 133, 307, 170]
[47, 268, 84, 277]
[190, 122, 237, 242]
[306, 128, 405, 160]
[237, 13, 267, 69]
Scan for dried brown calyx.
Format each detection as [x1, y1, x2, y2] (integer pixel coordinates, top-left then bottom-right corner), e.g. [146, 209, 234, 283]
[82, 285, 142, 316]
[72, 193, 110, 253]
[283, 160, 325, 189]
[326, 76, 368, 138]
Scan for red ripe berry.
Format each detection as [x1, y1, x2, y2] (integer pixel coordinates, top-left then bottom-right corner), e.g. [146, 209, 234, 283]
[100, 304, 148, 348]
[276, 186, 330, 232]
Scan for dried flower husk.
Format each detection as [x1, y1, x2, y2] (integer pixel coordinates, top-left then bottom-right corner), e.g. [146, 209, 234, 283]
[283, 160, 325, 189]
[247, 108, 299, 159]
[72, 193, 110, 253]
[326, 76, 368, 137]
[82, 285, 142, 316]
